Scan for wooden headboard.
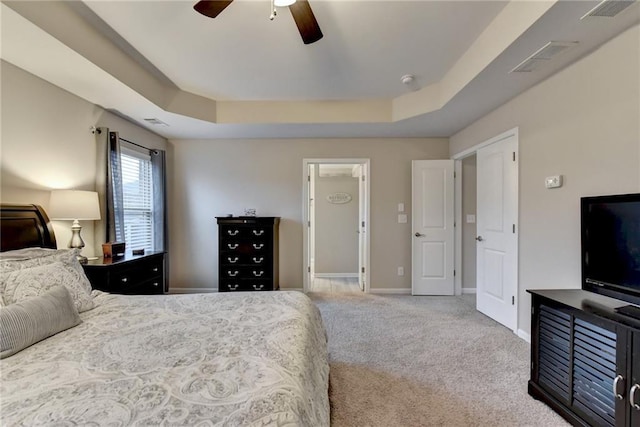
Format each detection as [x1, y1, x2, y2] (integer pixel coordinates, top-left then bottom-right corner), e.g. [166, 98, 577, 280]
[0, 204, 57, 252]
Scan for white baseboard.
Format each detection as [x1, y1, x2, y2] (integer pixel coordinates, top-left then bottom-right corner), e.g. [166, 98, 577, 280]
[462, 288, 477, 294]
[169, 287, 305, 294]
[168, 287, 217, 294]
[369, 288, 412, 295]
[314, 273, 358, 278]
[517, 329, 531, 343]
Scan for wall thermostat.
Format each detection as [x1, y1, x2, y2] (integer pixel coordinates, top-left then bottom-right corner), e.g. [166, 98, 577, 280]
[545, 175, 563, 189]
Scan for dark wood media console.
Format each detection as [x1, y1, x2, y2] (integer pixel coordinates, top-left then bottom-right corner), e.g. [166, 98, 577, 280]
[528, 289, 640, 426]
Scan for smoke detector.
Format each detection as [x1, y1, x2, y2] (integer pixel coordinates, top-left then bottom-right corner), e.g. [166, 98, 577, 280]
[401, 74, 415, 85]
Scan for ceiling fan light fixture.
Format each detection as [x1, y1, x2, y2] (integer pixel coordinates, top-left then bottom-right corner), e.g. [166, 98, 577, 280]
[274, 0, 296, 7]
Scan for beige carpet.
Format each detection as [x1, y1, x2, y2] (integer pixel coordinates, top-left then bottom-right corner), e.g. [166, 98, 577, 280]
[309, 292, 569, 427]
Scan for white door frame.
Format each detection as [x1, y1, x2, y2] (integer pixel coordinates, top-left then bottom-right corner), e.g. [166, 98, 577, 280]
[452, 127, 519, 331]
[302, 158, 371, 293]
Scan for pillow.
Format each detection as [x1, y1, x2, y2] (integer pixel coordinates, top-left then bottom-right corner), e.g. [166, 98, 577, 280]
[0, 285, 81, 359]
[2, 261, 95, 312]
[0, 248, 93, 299]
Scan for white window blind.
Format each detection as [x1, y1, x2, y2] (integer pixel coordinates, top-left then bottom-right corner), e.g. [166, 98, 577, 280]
[121, 147, 154, 253]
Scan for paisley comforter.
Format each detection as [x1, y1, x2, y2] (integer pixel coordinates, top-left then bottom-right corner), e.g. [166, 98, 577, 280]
[0, 291, 330, 426]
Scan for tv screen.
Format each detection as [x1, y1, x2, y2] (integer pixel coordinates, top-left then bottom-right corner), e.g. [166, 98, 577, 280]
[582, 193, 640, 305]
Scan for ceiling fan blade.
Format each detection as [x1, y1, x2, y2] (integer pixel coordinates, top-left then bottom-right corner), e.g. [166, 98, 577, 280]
[289, 0, 323, 45]
[193, 0, 233, 18]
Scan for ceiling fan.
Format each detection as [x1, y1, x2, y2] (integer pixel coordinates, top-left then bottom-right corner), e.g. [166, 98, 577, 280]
[194, 0, 323, 45]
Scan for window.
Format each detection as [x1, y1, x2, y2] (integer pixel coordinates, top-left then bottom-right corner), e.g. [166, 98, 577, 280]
[121, 146, 154, 252]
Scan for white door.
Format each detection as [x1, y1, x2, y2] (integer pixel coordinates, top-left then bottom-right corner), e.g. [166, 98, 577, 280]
[358, 165, 367, 291]
[476, 135, 518, 331]
[412, 160, 455, 295]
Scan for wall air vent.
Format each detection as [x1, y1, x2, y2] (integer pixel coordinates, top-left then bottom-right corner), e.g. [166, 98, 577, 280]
[510, 41, 578, 73]
[581, 0, 635, 19]
[143, 118, 169, 126]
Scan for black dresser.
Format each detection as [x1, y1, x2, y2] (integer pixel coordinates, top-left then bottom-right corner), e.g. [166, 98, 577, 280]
[82, 252, 165, 295]
[216, 217, 280, 292]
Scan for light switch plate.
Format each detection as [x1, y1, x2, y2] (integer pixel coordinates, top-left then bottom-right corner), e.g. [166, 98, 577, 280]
[398, 214, 407, 223]
[398, 203, 405, 212]
[466, 214, 476, 224]
[545, 175, 563, 189]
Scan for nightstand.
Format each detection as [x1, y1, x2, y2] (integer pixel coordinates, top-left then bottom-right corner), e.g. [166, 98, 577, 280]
[82, 252, 165, 295]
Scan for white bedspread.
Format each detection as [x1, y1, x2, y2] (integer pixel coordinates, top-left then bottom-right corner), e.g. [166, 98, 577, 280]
[0, 291, 329, 426]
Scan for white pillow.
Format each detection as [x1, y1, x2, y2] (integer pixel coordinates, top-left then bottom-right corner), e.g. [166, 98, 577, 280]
[2, 261, 95, 312]
[0, 248, 93, 300]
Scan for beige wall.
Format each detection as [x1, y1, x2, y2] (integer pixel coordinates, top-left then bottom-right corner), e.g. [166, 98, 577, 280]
[0, 61, 167, 257]
[168, 138, 449, 291]
[314, 172, 359, 274]
[461, 155, 477, 291]
[450, 25, 640, 336]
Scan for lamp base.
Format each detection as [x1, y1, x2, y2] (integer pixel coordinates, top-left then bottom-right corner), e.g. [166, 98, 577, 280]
[69, 219, 87, 264]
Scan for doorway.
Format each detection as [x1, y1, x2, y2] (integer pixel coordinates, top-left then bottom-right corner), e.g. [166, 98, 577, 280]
[302, 159, 370, 293]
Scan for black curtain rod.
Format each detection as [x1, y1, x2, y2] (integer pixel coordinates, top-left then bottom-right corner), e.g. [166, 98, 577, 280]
[118, 136, 159, 154]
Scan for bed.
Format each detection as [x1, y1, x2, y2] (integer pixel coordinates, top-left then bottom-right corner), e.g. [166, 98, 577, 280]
[0, 204, 330, 426]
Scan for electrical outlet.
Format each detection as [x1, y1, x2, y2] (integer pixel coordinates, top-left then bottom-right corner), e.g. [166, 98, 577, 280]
[398, 214, 407, 223]
[397, 267, 404, 276]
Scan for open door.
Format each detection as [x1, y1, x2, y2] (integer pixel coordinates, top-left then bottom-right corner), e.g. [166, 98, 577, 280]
[476, 134, 518, 331]
[358, 164, 367, 290]
[412, 160, 455, 295]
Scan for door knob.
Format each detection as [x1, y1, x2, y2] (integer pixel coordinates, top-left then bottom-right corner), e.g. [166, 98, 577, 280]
[415, 232, 425, 237]
[476, 236, 484, 241]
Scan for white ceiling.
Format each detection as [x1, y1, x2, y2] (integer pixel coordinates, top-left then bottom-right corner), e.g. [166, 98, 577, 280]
[2, 0, 639, 139]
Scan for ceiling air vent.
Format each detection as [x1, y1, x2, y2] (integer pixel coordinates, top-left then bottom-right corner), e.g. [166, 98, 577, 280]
[510, 41, 578, 73]
[581, 0, 635, 19]
[143, 118, 169, 126]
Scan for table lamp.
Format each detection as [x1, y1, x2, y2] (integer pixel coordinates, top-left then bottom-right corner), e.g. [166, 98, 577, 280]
[49, 190, 101, 263]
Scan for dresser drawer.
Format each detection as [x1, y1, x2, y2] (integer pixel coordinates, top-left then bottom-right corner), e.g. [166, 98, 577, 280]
[219, 279, 273, 292]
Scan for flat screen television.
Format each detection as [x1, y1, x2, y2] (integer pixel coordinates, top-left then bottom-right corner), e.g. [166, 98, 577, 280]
[581, 193, 640, 306]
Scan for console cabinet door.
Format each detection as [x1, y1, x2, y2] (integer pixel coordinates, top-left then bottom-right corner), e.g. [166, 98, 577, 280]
[631, 333, 640, 426]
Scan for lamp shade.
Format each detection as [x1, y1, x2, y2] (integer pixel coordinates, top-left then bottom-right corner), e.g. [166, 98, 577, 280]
[49, 190, 101, 220]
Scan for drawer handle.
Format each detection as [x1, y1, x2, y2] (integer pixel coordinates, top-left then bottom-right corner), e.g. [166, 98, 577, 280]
[631, 384, 640, 410]
[252, 270, 264, 277]
[152, 282, 159, 287]
[614, 375, 625, 400]
[252, 243, 264, 250]
[228, 244, 239, 250]
[228, 257, 239, 263]
[152, 267, 159, 272]
[252, 230, 264, 236]
[228, 270, 239, 277]
[252, 284, 264, 290]
[227, 230, 239, 236]
[228, 284, 239, 291]
[121, 277, 128, 283]
[252, 257, 264, 263]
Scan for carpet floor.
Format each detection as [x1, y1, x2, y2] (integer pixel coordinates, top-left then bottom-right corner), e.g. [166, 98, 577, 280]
[309, 292, 569, 427]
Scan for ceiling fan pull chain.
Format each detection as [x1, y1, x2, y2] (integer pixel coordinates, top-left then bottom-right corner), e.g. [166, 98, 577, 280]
[269, 0, 276, 20]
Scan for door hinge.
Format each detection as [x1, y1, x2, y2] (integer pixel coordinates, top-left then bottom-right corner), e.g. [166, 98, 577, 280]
[454, 270, 456, 277]
[361, 267, 365, 273]
[454, 171, 456, 178]
[308, 266, 311, 273]
[362, 221, 365, 228]
[513, 224, 516, 233]
[531, 306, 535, 315]
[362, 175, 365, 182]
[512, 296, 515, 305]
[512, 152, 516, 162]
[308, 221, 311, 227]
[307, 175, 310, 182]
